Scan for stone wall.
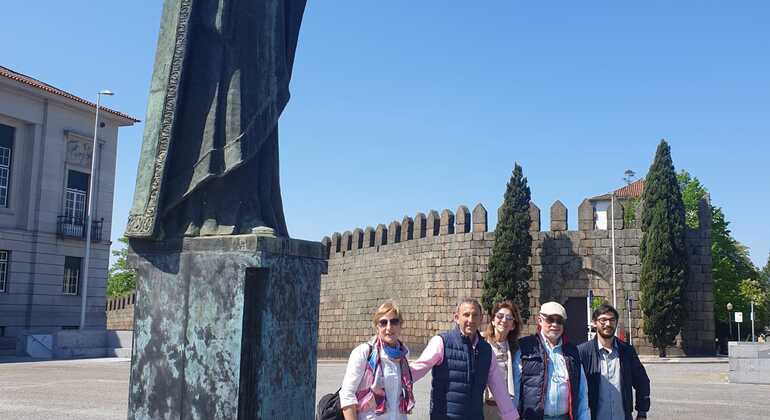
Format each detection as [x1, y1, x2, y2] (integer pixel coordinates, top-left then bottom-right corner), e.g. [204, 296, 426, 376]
[318, 198, 714, 357]
[106, 293, 135, 331]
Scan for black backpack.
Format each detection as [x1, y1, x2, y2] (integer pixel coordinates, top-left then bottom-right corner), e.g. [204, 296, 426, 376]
[316, 344, 373, 420]
[316, 389, 344, 420]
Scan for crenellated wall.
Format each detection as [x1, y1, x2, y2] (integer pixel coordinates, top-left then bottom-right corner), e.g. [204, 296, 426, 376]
[318, 198, 714, 357]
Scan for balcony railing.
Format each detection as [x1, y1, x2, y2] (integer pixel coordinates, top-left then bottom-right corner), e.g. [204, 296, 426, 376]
[57, 216, 104, 242]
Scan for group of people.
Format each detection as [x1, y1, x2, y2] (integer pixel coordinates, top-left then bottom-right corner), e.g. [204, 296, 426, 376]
[335, 298, 650, 420]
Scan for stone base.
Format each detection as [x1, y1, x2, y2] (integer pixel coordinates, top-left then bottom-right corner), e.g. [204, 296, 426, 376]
[728, 342, 770, 384]
[127, 234, 325, 420]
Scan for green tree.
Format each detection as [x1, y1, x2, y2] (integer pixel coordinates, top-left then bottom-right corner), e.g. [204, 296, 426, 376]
[677, 170, 708, 229]
[107, 237, 136, 298]
[482, 163, 533, 321]
[639, 140, 689, 356]
[622, 196, 640, 227]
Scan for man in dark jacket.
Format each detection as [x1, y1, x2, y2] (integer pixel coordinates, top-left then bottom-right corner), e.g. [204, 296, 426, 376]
[513, 301, 590, 420]
[577, 304, 650, 420]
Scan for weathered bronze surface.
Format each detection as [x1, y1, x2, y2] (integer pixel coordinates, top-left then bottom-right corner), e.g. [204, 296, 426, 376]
[126, 0, 306, 239]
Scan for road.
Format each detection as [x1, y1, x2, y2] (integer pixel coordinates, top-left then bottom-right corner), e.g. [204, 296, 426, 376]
[0, 357, 767, 419]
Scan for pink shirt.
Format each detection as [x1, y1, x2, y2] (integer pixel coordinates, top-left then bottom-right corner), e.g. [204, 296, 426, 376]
[409, 334, 520, 420]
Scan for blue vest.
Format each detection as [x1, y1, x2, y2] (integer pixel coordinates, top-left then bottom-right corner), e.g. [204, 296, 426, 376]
[518, 334, 582, 420]
[430, 327, 492, 420]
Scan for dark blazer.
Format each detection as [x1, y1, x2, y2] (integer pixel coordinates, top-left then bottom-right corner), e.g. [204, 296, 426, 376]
[577, 337, 651, 420]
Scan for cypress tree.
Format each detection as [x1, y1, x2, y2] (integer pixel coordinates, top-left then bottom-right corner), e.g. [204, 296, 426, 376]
[482, 163, 533, 321]
[639, 140, 689, 356]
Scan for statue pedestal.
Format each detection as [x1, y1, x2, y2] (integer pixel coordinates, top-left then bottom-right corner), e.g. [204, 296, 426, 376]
[127, 234, 326, 420]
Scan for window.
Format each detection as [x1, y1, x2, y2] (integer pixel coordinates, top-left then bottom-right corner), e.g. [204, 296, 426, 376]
[62, 170, 89, 237]
[63, 256, 81, 295]
[0, 250, 8, 293]
[0, 124, 14, 208]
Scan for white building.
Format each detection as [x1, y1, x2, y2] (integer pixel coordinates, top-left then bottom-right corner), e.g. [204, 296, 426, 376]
[589, 179, 645, 230]
[0, 65, 137, 350]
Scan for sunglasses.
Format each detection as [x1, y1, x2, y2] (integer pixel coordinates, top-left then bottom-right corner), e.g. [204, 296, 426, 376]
[495, 313, 514, 321]
[378, 318, 401, 327]
[540, 315, 564, 325]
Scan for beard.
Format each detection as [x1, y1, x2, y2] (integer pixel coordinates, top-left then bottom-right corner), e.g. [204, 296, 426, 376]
[597, 327, 615, 339]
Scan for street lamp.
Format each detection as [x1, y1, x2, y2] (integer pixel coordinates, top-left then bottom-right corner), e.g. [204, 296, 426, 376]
[727, 302, 733, 341]
[79, 90, 114, 330]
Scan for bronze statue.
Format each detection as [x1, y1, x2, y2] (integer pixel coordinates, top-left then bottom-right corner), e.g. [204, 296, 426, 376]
[126, 0, 306, 239]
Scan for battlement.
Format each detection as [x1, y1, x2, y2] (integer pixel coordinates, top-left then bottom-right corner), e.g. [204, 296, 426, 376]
[322, 196, 711, 260]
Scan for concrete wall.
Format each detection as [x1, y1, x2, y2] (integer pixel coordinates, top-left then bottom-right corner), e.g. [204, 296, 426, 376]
[318, 198, 714, 357]
[729, 342, 770, 384]
[0, 76, 131, 338]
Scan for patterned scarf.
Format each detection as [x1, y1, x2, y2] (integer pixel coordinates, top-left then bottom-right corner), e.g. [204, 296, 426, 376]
[355, 337, 415, 415]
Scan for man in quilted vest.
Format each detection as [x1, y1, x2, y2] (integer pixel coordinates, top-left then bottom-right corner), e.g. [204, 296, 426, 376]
[410, 298, 520, 420]
[513, 302, 590, 420]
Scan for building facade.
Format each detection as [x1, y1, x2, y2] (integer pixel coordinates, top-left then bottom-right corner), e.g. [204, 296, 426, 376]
[0, 65, 137, 342]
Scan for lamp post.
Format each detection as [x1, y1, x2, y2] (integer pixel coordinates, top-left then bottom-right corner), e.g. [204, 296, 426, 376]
[610, 192, 617, 309]
[727, 302, 733, 341]
[79, 90, 113, 330]
[751, 301, 755, 342]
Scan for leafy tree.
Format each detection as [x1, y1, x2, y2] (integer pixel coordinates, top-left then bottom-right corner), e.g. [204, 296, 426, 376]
[677, 171, 708, 229]
[622, 196, 640, 227]
[676, 170, 767, 336]
[760, 252, 770, 285]
[639, 140, 689, 356]
[107, 237, 136, 298]
[482, 163, 533, 321]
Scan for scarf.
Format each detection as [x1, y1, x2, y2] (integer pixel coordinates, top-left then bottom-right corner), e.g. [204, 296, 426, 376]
[355, 337, 415, 415]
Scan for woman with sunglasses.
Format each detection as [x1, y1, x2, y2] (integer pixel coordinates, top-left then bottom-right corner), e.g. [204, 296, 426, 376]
[339, 302, 416, 420]
[483, 300, 523, 420]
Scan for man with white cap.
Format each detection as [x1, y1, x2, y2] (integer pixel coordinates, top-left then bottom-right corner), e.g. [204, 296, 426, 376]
[512, 301, 590, 420]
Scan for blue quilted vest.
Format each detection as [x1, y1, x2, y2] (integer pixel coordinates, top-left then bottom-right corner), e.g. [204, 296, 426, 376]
[430, 327, 492, 420]
[518, 334, 582, 420]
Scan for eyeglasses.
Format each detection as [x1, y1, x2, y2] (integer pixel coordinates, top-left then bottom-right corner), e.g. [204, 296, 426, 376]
[378, 318, 401, 327]
[540, 315, 564, 325]
[495, 313, 514, 321]
[596, 318, 617, 325]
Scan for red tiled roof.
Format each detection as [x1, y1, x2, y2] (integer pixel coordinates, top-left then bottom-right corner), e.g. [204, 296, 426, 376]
[0, 65, 139, 123]
[613, 179, 645, 198]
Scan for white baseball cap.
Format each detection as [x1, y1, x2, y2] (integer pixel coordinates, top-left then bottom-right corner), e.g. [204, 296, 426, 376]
[540, 302, 567, 320]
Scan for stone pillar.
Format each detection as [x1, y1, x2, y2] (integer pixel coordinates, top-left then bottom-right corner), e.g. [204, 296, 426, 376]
[529, 203, 541, 232]
[472, 204, 488, 233]
[578, 199, 594, 231]
[127, 234, 326, 420]
[455, 205, 470, 233]
[550, 201, 567, 231]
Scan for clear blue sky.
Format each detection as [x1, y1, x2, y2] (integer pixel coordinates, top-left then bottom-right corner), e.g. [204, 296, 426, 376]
[3, 2, 769, 267]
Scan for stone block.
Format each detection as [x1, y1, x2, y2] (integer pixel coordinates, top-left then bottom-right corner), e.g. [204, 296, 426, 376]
[388, 221, 401, 244]
[440, 209, 455, 235]
[401, 216, 414, 241]
[455, 205, 471, 233]
[472, 203, 488, 233]
[578, 199, 594, 231]
[550, 200, 568, 231]
[331, 232, 342, 253]
[127, 235, 325, 419]
[529, 202, 541, 232]
[426, 211, 440, 237]
[364, 227, 375, 247]
[375, 224, 388, 246]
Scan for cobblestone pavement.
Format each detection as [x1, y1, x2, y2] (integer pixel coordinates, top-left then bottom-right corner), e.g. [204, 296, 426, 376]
[0, 357, 768, 419]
